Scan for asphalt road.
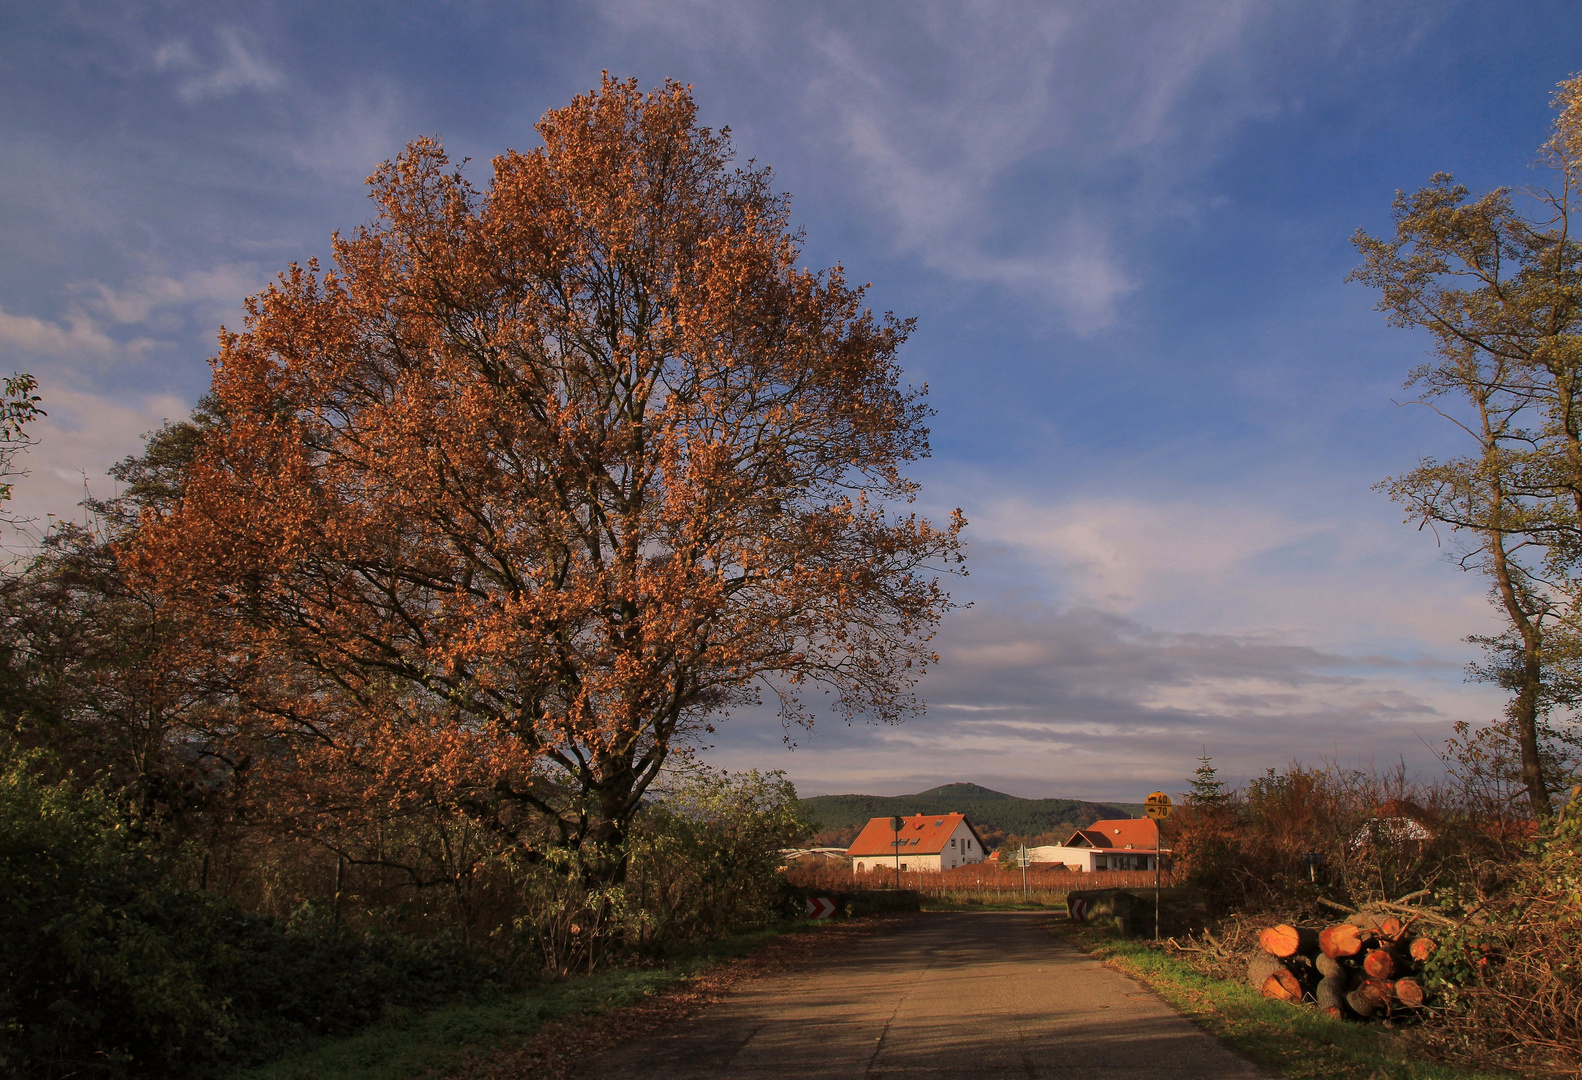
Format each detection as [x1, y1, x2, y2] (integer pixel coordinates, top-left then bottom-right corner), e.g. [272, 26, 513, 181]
[582, 912, 1271, 1079]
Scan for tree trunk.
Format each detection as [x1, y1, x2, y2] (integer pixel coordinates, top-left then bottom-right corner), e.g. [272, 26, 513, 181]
[1486, 511, 1555, 819]
[1394, 977, 1427, 1008]
[1320, 923, 1368, 959]
[1363, 947, 1402, 980]
[1259, 924, 1319, 958]
[1316, 974, 1347, 1018]
[1261, 969, 1305, 1002]
[1247, 954, 1285, 990]
[1345, 987, 1380, 1018]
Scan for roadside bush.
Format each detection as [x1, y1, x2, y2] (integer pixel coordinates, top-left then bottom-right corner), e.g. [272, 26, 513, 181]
[627, 768, 810, 946]
[1159, 757, 1582, 1072]
[1166, 762, 1502, 917]
[496, 769, 810, 977]
[0, 741, 493, 1079]
[1434, 785, 1582, 1062]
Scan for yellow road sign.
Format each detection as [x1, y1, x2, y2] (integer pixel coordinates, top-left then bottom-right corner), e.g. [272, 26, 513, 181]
[1144, 790, 1173, 820]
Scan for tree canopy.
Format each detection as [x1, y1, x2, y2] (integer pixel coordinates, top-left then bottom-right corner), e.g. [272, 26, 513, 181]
[1353, 74, 1582, 817]
[137, 77, 963, 877]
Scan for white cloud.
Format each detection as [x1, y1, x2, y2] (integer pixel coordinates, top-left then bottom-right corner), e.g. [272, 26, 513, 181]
[595, 0, 1276, 332]
[0, 264, 261, 530]
[0, 307, 129, 359]
[157, 27, 285, 103]
[969, 493, 1495, 652]
[702, 602, 1500, 800]
[3, 377, 186, 539]
[280, 81, 407, 182]
[75, 262, 265, 327]
[698, 480, 1504, 798]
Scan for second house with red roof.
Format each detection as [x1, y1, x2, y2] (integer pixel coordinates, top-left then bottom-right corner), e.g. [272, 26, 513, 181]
[846, 812, 987, 873]
[1026, 818, 1161, 872]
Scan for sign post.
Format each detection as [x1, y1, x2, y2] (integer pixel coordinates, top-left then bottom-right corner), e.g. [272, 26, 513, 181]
[1144, 792, 1173, 941]
[1020, 844, 1028, 901]
[890, 814, 904, 889]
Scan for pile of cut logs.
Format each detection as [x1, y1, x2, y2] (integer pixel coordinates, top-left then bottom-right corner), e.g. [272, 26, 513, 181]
[1248, 913, 1436, 1020]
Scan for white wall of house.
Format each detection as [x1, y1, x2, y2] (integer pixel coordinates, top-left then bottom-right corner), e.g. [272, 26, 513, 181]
[1023, 845, 1159, 872]
[1024, 844, 1093, 870]
[853, 852, 941, 873]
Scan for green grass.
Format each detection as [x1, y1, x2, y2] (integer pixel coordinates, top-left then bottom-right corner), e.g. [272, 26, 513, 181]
[1058, 927, 1517, 1080]
[224, 923, 821, 1080]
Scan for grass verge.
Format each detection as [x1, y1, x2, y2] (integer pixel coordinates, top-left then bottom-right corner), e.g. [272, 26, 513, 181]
[225, 922, 829, 1080]
[1056, 924, 1519, 1080]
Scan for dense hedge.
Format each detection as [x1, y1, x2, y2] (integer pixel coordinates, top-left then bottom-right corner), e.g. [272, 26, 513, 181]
[0, 744, 493, 1079]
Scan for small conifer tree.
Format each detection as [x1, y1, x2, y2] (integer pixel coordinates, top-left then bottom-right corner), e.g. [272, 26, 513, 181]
[1186, 749, 1232, 809]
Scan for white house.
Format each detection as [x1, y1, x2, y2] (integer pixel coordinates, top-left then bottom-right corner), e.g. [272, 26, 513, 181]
[1023, 818, 1163, 872]
[847, 812, 987, 872]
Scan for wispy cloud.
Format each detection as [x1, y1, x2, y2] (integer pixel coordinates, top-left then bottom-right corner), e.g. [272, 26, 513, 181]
[706, 600, 1498, 800]
[280, 81, 408, 182]
[156, 27, 285, 103]
[3, 377, 187, 540]
[72, 262, 265, 327]
[595, 0, 1275, 332]
[0, 307, 133, 359]
[0, 262, 267, 532]
[966, 493, 1496, 651]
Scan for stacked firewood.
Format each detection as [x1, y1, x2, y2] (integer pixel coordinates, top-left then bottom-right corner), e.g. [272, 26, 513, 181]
[1247, 914, 1436, 1020]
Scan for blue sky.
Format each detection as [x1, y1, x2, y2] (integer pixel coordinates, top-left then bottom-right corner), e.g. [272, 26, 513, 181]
[3, 1, 1576, 800]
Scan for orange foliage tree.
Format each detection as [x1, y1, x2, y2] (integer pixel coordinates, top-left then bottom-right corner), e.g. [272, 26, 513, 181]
[138, 77, 963, 884]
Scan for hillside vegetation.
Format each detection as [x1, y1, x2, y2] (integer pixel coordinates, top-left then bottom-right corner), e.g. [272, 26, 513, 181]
[799, 783, 1142, 845]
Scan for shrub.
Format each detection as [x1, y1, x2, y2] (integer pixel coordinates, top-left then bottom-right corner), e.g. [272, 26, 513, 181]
[627, 768, 810, 946]
[0, 741, 493, 1079]
[1165, 762, 1503, 917]
[1435, 786, 1582, 1063]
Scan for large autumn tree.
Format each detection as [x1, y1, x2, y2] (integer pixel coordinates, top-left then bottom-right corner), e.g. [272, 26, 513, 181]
[140, 77, 962, 879]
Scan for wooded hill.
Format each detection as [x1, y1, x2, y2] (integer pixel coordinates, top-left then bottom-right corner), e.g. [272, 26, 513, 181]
[799, 783, 1143, 840]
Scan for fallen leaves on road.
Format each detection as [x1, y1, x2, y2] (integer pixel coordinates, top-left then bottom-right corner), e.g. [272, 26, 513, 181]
[437, 916, 913, 1080]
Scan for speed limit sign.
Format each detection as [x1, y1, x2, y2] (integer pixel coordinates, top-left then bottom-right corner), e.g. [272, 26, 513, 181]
[1144, 791, 1173, 820]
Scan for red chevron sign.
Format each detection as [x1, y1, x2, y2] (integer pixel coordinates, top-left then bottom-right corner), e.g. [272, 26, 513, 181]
[805, 896, 837, 919]
[1069, 897, 1089, 922]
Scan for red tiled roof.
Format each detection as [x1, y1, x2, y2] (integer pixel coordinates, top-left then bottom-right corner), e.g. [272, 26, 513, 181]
[846, 812, 982, 857]
[1064, 818, 1157, 851]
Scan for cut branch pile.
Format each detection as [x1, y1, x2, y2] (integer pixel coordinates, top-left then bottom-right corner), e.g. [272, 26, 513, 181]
[1247, 912, 1437, 1022]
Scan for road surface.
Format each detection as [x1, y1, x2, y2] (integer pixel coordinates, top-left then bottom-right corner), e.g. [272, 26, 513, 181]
[582, 911, 1270, 1079]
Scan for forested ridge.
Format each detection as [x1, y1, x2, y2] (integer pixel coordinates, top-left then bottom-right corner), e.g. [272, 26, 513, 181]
[800, 783, 1141, 839]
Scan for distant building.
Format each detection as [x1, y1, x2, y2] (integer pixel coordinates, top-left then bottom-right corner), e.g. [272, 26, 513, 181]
[1352, 800, 1434, 850]
[1023, 818, 1162, 872]
[777, 847, 851, 868]
[847, 812, 987, 872]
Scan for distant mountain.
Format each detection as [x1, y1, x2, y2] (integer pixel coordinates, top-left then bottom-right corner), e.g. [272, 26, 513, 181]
[799, 783, 1145, 841]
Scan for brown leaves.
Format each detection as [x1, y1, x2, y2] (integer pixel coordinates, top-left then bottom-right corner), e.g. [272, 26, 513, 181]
[135, 76, 963, 871]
